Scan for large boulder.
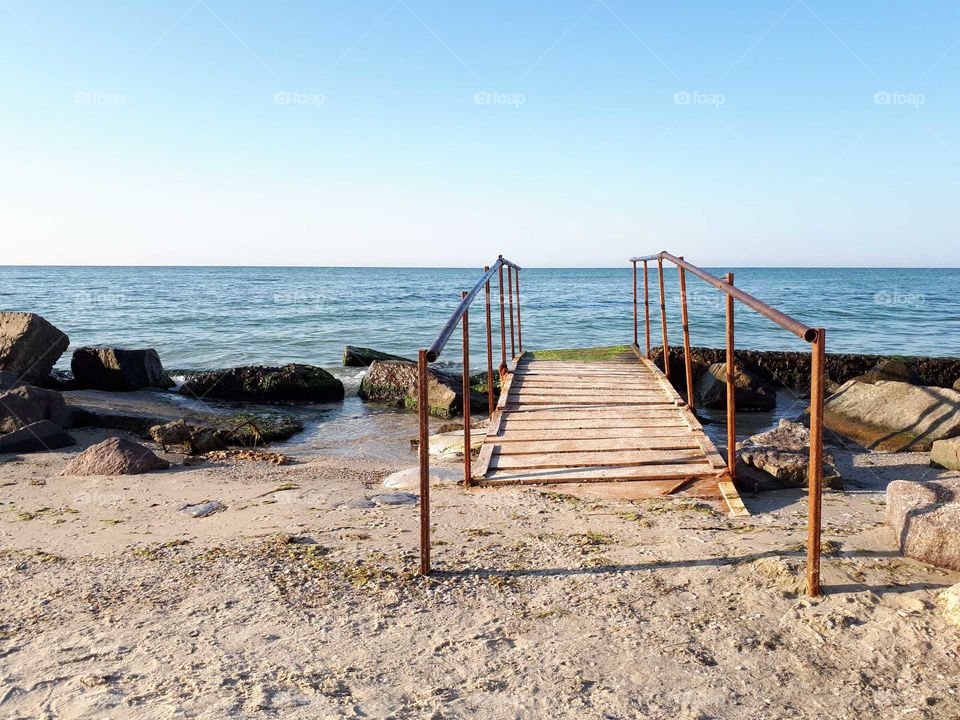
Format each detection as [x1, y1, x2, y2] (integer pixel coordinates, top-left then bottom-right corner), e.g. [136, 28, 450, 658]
[0, 385, 69, 433]
[930, 437, 960, 471]
[886, 479, 960, 570]
[696, 362, 777, 411]
[855, 359, 921, 386]
[0, 371, 23, 391]
[0, 312, 69, 384]
[71, 347, 174, 391]
[953, 378, 960, 392]
[359, 360, 485, 418]
[737, 419, 842, 489]
[0, 420, 75, 454]
[824, 380, 960, 452]
[343, 345, 411, 367]
[61, 436, 169, 476]
[179, 364, 344, 403]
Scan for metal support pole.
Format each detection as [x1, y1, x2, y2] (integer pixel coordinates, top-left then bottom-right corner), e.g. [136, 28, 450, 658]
[657, 257, 669, 380]
[807, 328, 826, 596]
[725, 272, 736, 479]
[461, 291, 472, 488]
[484, 267, 495, 415]
[507, 266, 515, 360]
[515, 269, 522, 354]
[643, 260, 651, 358]
[632, 261, 638, 347]
[498, 259, 507, 371]
[678, 257, 695, 410]
[417, 349, 430, 575]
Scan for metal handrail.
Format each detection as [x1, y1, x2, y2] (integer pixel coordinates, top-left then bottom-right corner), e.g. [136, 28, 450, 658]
[426, 256, 521, 362]
[630, 250, 827, 597]
[417, 255, 523, 575]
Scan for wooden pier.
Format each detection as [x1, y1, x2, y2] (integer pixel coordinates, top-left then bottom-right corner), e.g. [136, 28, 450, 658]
[472, 353, 746, 515]
[416, 252, 825, 594]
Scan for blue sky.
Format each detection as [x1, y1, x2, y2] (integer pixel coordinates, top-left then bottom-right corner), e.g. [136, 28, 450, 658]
[1, 1, 958, 266]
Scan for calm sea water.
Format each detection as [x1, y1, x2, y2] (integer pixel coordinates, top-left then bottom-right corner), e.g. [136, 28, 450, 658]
[2, 266, 957, 459]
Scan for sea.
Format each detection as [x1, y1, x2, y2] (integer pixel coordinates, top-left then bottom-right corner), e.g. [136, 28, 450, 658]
[2, 266, 958, 461]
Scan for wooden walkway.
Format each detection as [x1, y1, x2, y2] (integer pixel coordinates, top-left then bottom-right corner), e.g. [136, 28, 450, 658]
[472, 353, 746, 515]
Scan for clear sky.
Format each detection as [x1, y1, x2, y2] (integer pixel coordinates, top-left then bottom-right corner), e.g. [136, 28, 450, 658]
[1, 1, 958, 267]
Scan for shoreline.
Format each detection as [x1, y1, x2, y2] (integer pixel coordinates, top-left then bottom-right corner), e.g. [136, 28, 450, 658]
[2, 425, 960, 717]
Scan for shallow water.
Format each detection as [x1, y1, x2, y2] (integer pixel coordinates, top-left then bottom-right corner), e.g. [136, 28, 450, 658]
[2, 266, 956, 458]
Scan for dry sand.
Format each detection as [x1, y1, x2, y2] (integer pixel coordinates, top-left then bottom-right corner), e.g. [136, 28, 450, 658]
[2, 428, 960, 719]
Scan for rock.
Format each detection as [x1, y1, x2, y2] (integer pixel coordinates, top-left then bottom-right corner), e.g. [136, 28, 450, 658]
[61, 437, 170, 476]
[369, 492, 418, 506]
[66, 389, 303, 445]
[954, 378, 960, 392]
[855, 359, 921, 385]
[931, 437, 960, 471]
[340, 497, 376, 510]
[0, 385, 69, 433]
[737, 419, 842, 489]
[382, 466, 462, 491]
[342, 345, 411, 367]
[0, 420, 75, 454]
[189, 428, 226, 454]
[696, 362, 777, 411]
[410, 430, 485, 461]
[0, 370, 24, 391]
[149, 420, 192, 446]
[358, 360, 485, 418]
[0, 312, 69, 384]
[179, 364, 344, 403]
[886, 478, 960, 570]
[180, 500, 225, 518]
[824, 380, 960, 452]
[938, 584, 960, 628]
[71, 347, 174, 391]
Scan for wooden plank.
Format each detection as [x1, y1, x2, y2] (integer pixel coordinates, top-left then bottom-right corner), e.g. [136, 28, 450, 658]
[501, 408, 680, 420]
[513, 378, 661, 388]
[490, 437, 701, 453]
[477, 464, 718, 485]
[500, 418, 688, 430]
[719, 479, 749, 517]
[489, 448, 707, 470]
[509, 387, 664, 397]
[505, 397, 675, 406]
[493, 427, 700, 441]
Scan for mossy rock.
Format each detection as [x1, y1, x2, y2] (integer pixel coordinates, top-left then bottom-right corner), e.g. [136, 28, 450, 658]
[179, 364, 344, 403]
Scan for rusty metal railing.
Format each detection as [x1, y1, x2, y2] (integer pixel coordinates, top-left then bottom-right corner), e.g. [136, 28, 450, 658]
[630, 251, 827, 596]
[417, 256, 522, 575]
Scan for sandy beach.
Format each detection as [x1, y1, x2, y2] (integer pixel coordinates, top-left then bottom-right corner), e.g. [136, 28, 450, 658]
[2, 428, 959, 719]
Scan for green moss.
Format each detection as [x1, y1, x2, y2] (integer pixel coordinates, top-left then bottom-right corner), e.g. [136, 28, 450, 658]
[530, 345, 634, 362]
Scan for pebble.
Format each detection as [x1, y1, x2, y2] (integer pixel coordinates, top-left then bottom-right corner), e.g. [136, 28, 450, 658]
[180, 501, 226, 518]
[369, 492, 418, 507]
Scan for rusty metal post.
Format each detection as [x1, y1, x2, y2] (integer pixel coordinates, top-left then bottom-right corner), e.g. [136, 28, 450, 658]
[632, 261, 638, 347]
[724, 272, 736, 479]
[515, 269, 522, 354]
[498, 258, 506, 370]
[483, 267, 494, 414]
[657, 257, 669, 379]
[417, 349, 430, 575]
[461, 291, 472, 488]
[507, 266, 515, 359]
[678, 257, 695, 410]
[807, 328, 826, 596]
[643, 260, 651, 358]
